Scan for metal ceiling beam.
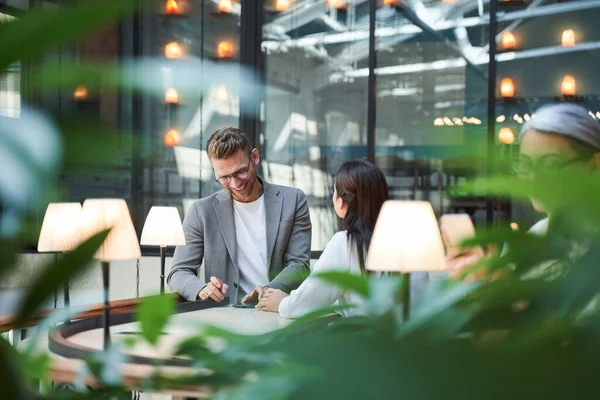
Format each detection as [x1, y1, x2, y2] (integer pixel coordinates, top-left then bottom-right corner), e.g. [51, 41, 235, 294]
[399, 3, 486, 80]
[481, 0, 545, 53]
[344, 40, 600, 78]
[266, 1, 328, 32]
[319, 14, 347, 32]
[263, 0, 600, 48]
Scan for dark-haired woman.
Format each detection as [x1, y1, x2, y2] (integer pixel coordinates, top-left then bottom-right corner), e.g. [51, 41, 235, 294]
[257, 160, 389, 318]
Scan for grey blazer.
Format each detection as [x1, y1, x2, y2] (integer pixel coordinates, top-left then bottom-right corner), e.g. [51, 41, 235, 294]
[167, 178, 312, 303]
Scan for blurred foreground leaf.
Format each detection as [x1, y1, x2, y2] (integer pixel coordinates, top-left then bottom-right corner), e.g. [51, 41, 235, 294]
[215, 364, 319, 400]
[58, 119, 136, 167]
[0, 240, 19, 281]
[0, 338, 31, 399]
[0, 0, 138, 72]
[137, 295, 174, 346]
[314, 270, 370, 298]
[454, 170, 600, 229]
[15, 229, 110, 326]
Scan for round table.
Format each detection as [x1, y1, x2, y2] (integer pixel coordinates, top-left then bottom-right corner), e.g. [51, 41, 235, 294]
[27, 300, 293, 397]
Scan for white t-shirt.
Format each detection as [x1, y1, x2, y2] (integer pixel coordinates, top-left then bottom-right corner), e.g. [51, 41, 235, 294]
[233, 195, 269, 295]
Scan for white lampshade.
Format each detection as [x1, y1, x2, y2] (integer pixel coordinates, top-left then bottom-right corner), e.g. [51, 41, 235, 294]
[78, 199, 141, 261]
[366, 201, 446, 272]
[140, 206, 186, 246]
[38, 203, 82, 252]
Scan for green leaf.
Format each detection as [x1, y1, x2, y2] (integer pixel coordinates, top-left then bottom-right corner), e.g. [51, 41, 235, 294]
[397, 281, 479, 342]
[174, 335, 216, 358]
[215, 363, 319, 400]
[0, 239, 19, 282]
[58, 119, 137, 167]
[15, 229, 110, 327]
[313, 270, 370, 298]
[0, 337, 30, 399]
[275, 304, 348, 336]
[23, 352, 51, 382]
[453, 171, 600, 228]
[136, 294, 174, 346]
[0, 0, 138, 72]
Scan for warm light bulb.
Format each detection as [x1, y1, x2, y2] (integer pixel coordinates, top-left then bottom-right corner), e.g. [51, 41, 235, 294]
[561, 75, 577, 96]
[217, 41, 234, 58]
[500, 78, 515, 98]
[73, 85, 88, 101]
[327, 0, 347, 9]
[164, 129, 181, 147]
[383, 0, 398, 6]
[165, 42, 182, 59]
[498, 127, 515, 145]
[562, 29, 576, 47]
[276, 0, 291, 11]
[218, 0, 233, 13]
[165, 88, 179, 104]
[502, 32, 516, 50]
[165, 0, 180, 15]
[216, 84, 229, 102]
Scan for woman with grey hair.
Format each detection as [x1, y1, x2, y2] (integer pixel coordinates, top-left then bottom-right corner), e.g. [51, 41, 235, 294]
[448, 102, 600, 278]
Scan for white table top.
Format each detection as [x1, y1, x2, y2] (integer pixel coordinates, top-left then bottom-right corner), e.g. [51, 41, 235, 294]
[71, 305, 292, 358]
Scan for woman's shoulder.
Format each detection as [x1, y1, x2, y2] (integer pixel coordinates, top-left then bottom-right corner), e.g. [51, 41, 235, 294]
[320, 231, 351, 258]
[315, 231, 354, 271]
[327, 231, 350, 248]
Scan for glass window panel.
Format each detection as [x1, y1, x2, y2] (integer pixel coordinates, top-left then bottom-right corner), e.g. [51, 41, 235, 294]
[375, 1, 491, 225]
[263, 0, 369, 251]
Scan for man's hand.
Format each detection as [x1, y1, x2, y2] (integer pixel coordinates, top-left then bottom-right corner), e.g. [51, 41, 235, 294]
[257, 288, 288, 313]
[241, 286, 265, 304]
[197, 276, 229, 302]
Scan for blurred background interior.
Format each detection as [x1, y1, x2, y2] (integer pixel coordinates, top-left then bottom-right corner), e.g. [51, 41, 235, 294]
[1, 0, 598, 318]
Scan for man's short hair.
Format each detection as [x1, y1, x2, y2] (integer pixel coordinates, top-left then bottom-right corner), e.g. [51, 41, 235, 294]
[206, 127, 252, 160]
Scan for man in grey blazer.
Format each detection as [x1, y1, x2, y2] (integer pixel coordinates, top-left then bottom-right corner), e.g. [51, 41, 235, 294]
[167, 127, 312, 304]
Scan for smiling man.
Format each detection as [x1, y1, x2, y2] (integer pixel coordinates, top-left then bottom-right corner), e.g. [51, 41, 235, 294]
[167, 127, 312, 304]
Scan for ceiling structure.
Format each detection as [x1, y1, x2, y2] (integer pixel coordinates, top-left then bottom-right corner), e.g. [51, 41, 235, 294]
[262, 0, 600, 99]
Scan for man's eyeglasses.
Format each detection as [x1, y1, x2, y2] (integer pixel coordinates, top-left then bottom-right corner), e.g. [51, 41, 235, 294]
[512, 154, 590, 176]
[215, 159, 251, 186]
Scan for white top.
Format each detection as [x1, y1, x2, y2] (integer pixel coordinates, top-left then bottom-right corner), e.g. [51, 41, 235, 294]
[528, 217, 549, 236]
[233, 195, 269, 295]
[279, 231, 366, 319]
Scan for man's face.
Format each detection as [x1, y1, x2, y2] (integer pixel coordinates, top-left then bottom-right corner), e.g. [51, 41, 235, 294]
[211, 148, 260, 202]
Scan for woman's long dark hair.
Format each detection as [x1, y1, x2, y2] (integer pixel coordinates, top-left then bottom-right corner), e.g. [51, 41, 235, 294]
[334, 160, 389, 273]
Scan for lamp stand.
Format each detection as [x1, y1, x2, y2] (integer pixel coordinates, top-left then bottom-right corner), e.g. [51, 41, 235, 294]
[101, 261, 111, 349]
[402, 272, 411, 322]
[63, 277, 70, 324]
[53, 253, 59, 311]
[160, 245, 167, 295]
[55, 252, 71, 324]
[64, 277, 70, 313]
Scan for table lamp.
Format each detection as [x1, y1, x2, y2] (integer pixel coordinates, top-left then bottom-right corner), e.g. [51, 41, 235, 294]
[78, 199, 141, 349]
[366, 201, 447, 321]
[38, 202, 82, 315]
[140, 206, 186, 295]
